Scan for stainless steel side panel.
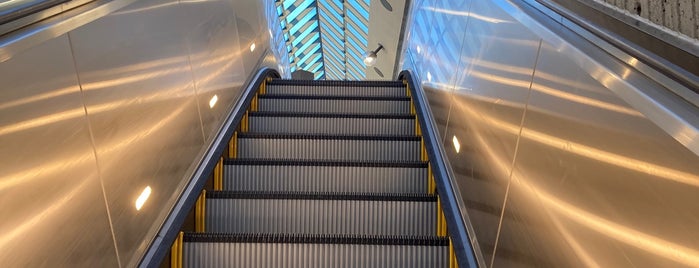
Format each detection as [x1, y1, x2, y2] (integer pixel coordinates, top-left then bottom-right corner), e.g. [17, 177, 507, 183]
[401, 0, 699, 266]
[68, 0, 205, 265]
[0, 0, 288, 265]
[0, 36, 119, 267]
[181, 0, 247, 140]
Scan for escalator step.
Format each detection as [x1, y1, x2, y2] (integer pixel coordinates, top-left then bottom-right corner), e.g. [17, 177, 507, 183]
[267, 79, 406, 87]
[237, 133, 422, 162]
[205, 192, 437, 235]
[257, 95, 411, 114]
[223, 159, 428, 193]
[248, 112, 416, 135]
[266, 79, 406, 97]
[183, 233, 448, 268]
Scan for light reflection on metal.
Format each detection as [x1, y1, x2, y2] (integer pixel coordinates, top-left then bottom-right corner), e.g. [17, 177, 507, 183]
[250, 43, 256, 52]
[209, 95, 218, 108]
[0, 51, 235, 192]
[452, 135, 461, 153]
[422, 6, 511, 24]
[452, 100, 699, 188]
[456, 101, 699, 266]
[461, 56, 608, 94]
[0, 103, 190, 193]
[135, 186, 152, 211]
[523, 176, 699, 267]
[466, 69, 642, 116]
[0, 108, 85, 136]
[0, 86, 77, 110]
[627, 57, 639, 67]
[0, 49, 237, 139]
[0, 177, 91, 250]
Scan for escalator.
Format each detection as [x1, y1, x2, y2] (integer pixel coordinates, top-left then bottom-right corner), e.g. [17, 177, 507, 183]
[168, 78, 460, 267]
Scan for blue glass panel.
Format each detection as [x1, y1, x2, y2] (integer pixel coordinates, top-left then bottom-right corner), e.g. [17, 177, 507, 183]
[276, 0, 371, 80]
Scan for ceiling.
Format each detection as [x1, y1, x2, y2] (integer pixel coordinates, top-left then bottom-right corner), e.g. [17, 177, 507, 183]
[275, 0, 406, 80]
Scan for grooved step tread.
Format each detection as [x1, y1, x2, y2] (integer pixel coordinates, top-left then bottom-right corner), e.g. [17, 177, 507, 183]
[237, 133, 421, 141]
[259, 95, 410, 101]
[268, 79, 405, 87]
[224, 159, 428, 168]
[249, 111, 414, 119]
[206, 191, 437, 201]
[184, 233, 448, 246]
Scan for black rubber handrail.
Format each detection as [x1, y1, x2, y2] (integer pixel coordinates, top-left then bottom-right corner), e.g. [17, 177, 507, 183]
[399, 70, 487, 268]
[0, 0, 69, 25]
[527, 0, 698, 94]
[138, 67, 280, 268]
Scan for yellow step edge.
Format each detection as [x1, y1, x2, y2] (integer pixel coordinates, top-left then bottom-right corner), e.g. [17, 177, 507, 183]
[170, 231, 183, 268]
[228, 132, 238, 159]
[213, 157, 223, 191]
[195, 190, 207, 232]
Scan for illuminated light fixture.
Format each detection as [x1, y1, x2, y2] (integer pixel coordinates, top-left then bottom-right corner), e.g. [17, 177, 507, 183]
[250, 43, 256, 52]
[135, 186, 152, 211]
[363, 43, 384, 66]
[452, 135, 461, 153]
[209, 94, 218, 108]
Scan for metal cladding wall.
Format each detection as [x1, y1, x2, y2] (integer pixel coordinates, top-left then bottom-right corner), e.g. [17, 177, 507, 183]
[401, 0, 699, 267]
[0, 0, 289, 267]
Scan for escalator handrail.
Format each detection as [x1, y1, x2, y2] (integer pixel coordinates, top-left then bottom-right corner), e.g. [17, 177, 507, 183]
[399, 70, 487, 268]
[524, 0, 699, 98]
[138, 66, 280, 268]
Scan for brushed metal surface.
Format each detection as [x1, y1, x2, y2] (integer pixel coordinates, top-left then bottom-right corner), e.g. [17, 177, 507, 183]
[497, 41, 699, 268]
[0, 0, 285, 265]
[233, 0, 265, 73]
[0, 36, 119, 267]
[401, 0, 699, 266]
[181, 0, 247, 141]
[68, 0, 205, 265]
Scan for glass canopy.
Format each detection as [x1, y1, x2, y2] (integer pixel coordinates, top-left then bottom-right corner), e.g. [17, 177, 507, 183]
[275, 0, 370, 80]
